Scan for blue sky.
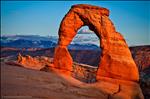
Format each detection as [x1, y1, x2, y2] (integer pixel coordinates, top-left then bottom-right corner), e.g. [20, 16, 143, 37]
[1, 1, 150, 46]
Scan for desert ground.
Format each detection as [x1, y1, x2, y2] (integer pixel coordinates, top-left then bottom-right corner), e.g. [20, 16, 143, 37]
[1, 58, 144, 99]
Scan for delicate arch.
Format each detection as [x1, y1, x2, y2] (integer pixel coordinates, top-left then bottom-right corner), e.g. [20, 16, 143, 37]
[53, 4, 139, 82]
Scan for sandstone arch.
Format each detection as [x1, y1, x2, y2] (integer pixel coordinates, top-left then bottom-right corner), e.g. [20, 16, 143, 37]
[53, 4, 139, 82]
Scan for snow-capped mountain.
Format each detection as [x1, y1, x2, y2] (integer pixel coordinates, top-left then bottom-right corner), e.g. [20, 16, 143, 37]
[1, 34, 100, 50]
[1, 35, 57, 48]
[71, 34, 99, 46]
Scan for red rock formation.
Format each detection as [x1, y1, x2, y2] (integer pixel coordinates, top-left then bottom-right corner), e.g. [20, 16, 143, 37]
[17, 53, 53, 70]
[130, 45, 150, 71]
[53, 4, 139, 82]
[53, 46, 73, 75]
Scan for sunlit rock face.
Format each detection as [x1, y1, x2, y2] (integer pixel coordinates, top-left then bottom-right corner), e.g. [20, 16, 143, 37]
[54, 4, 139, 82]
[17, 53, 53, 70]
[72, 62, 98, 83]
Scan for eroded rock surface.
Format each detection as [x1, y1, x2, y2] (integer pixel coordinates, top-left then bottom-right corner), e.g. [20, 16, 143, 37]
[72, 62, 97, 83]
[17, 53, 53, 70]
[53, 4, 139, 82]
[1, 62, 144, 99]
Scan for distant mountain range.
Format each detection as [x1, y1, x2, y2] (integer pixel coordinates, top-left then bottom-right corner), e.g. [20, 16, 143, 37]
[1, 35, 100, 50]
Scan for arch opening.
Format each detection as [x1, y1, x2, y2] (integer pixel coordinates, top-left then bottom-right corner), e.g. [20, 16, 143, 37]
[68, 26, 101, 83]
[68, 26, 101, 67]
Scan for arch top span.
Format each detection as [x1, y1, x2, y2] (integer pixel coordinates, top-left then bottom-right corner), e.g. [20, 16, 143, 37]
[53, 4, 139, 82]
[58, 4, 111, 46]
[71, 4, 109, 16]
